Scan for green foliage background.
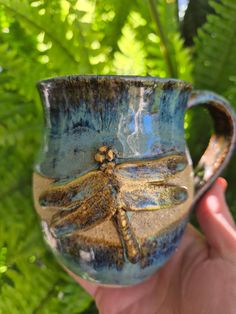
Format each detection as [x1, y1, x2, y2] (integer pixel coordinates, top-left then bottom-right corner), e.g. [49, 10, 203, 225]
[0, 0, 235, 312]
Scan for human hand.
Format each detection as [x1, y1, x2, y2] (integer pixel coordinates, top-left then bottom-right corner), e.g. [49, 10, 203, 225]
[67, 178, 236, 314]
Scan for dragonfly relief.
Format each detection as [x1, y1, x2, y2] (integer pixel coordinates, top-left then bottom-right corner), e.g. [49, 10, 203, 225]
[39, 146, 189, 264]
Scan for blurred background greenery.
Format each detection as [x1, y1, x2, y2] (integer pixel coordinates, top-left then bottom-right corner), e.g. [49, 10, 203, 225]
[0, 0, 235, 313]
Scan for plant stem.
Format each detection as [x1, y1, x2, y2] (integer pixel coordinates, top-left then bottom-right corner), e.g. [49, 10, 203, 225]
[176, 0, 180, 25]
[148, 0, 177, 77]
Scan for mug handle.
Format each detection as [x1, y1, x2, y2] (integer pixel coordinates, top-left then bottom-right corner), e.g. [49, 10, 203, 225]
[187, 91, 236, 205]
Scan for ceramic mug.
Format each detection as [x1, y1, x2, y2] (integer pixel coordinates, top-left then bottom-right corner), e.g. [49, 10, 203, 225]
[33, 75, 236, 286]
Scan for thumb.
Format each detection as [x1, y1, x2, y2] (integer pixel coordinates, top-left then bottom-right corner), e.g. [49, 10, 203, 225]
[196, 178, 236, 262]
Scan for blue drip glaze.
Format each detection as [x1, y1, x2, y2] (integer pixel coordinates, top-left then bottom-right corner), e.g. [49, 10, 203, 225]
[36, 77, 191, 179]
[36, 76, 193, 286]
[50, 218, 188, 286]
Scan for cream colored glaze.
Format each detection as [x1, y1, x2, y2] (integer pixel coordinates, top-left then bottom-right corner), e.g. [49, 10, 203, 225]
[33, 164, 194, 246]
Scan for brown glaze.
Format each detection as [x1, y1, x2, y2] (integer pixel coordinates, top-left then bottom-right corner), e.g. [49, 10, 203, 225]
[188, 92, 236, 203]
[34, 150, 194, 264]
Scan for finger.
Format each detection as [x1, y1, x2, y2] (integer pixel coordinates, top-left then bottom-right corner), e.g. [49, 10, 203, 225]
[213, 177, 235, 227]
[196, 178, 236, 261]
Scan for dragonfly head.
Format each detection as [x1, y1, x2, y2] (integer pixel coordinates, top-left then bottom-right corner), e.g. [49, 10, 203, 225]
[94, 145, 117, 174]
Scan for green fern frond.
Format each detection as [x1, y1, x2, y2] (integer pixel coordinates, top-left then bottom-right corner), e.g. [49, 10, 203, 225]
[112, 11, 147, 75]
[0, 0, 80, 69]
[134, 0, 192, 80]
[194, 0, 236, 100]
[0, 136, 93, 313]
[94, 0, 134, 57]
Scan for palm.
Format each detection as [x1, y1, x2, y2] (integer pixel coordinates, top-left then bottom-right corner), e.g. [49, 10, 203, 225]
[157, 226, 236, 314]
[68, 179, 236, 314]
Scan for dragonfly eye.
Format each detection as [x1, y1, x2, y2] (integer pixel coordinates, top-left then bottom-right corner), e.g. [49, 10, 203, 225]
[95, 153, 106, 163]
[106, 149, 115, 161]
[98, 146, 108, 153]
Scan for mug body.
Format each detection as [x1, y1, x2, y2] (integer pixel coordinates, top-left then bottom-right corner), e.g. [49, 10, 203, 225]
[33, 75, 194, 285]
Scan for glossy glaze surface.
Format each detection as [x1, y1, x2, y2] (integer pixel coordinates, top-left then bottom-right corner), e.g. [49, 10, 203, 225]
[33, 76, 194, 285]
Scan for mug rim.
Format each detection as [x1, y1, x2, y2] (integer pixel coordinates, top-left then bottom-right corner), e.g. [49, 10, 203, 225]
[37, 74, 192, 90]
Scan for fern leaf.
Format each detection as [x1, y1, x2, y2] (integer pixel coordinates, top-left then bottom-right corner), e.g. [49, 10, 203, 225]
[134, 0, 192, 80]
[0, 0, 79, 68]
[194, 0, 236, 98]
[112, 11, 147, 75]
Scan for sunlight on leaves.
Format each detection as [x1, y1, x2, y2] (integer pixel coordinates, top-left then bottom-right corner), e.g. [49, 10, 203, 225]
[113, 20, 147, 75]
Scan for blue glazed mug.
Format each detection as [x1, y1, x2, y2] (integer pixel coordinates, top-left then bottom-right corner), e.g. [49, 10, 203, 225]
[33, 75, 236, 286]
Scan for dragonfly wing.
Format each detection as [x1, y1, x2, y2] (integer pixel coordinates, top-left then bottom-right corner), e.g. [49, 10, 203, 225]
[120, 183, 188, 211]
[39, 171, 119, 237]
[50, 183, 118, 237]
[39, 171, 108, 208]
[115, 154, 188, 182]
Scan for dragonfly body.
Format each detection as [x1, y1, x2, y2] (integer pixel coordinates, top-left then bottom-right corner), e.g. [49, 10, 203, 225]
[39, 146, 189, 264]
